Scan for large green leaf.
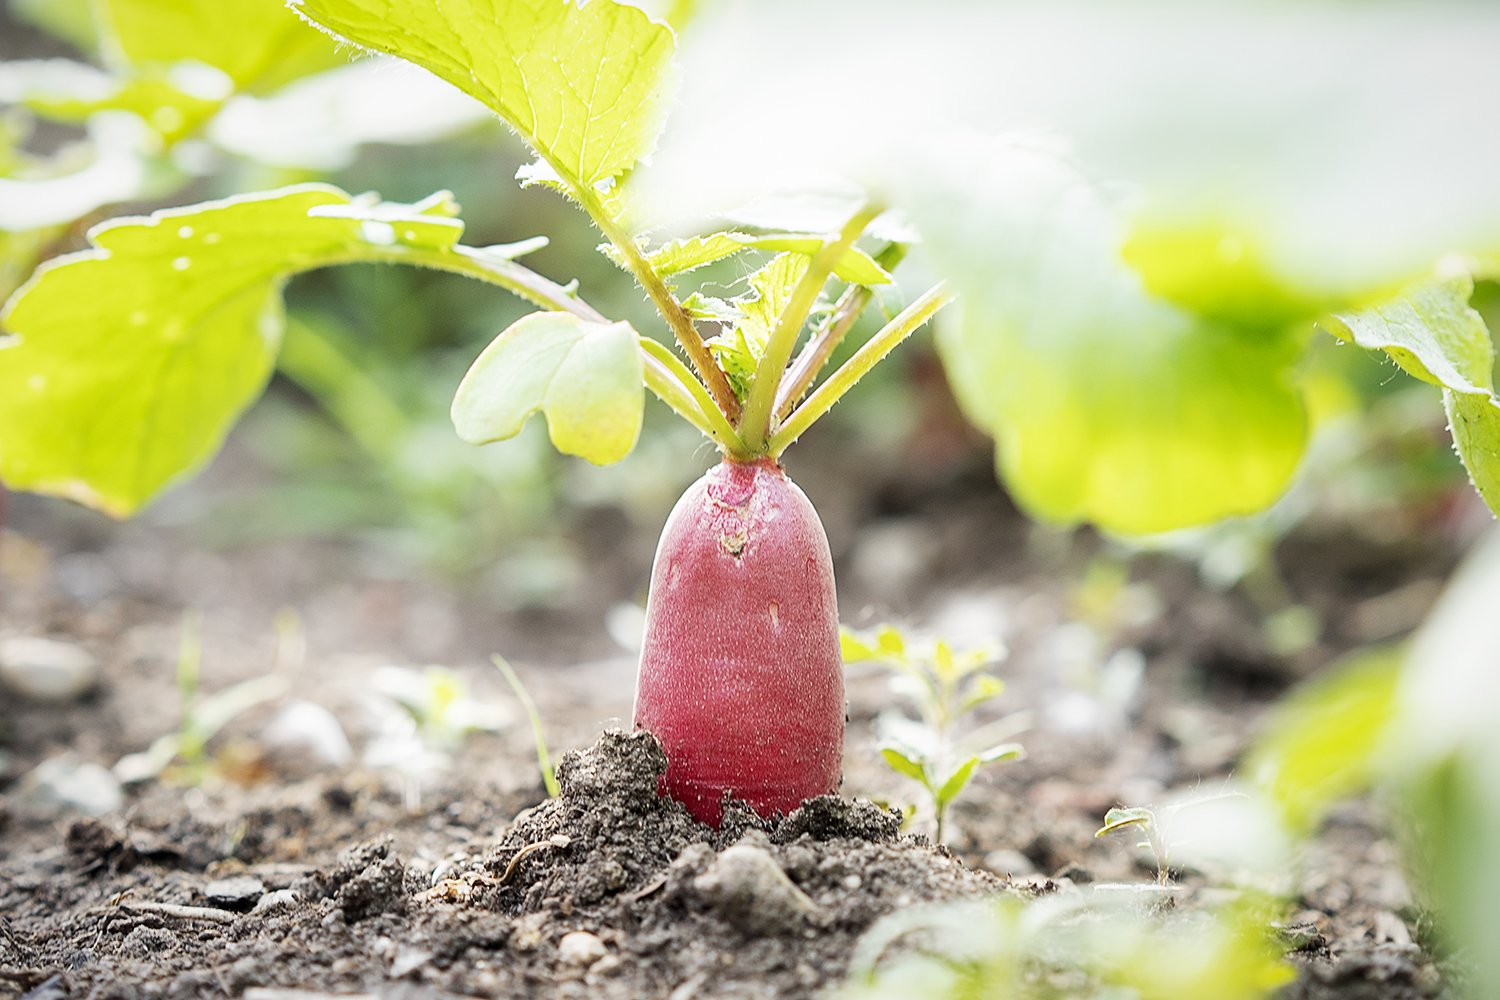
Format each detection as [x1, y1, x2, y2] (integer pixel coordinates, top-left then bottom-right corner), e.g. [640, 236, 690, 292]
[0, 184, 465, 515]
[100, 0, 345, 94]
[291, 0, 677, 201]
[905, 138, 1310, 536]
[451, 311, 644, 465]
[1328, 273, 1500, 515]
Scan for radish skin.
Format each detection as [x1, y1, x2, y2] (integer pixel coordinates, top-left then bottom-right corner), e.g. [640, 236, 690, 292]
[633, 456, 844, 826]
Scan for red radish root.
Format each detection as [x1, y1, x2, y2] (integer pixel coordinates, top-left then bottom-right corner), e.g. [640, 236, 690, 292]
[633, 457, 844, 826]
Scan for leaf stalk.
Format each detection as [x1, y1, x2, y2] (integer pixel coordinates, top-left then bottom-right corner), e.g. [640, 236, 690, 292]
[769, 280, 956, 457]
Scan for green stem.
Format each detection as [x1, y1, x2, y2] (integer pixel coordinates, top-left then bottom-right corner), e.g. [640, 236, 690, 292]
[768, 281, 956, 457]
[638, 337, 751, 459]
[493, 655, 558, 798]
[775, 243, 909, 422]
[583, 195, 742, 422]
[738, 206, 880, 454]
[376, 244, 610, 323]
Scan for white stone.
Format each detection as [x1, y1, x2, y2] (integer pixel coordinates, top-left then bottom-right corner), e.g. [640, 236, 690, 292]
[0, 636, 98, 702]
[12, 755, 122, 816]
[558, 931, 607, 966]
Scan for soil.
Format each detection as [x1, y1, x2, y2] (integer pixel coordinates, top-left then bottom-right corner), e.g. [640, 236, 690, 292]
[0, 381, 1484, 999]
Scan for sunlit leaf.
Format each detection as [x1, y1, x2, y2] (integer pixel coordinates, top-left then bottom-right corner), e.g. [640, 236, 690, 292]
[1244, 645, 1401, 834]
[1329, 273, 1500, 515]
[0, 184, 465, 515]
[904, 137, 1310, 536]
[875, 625, 906, 656]
[101, 0, 345, 94]
[451, 311, 645, 465]
[934, 757, 979, 806]
[839, 626, 880, 664]
[880, 747, 927, 784]
[291, 0, 678, 204]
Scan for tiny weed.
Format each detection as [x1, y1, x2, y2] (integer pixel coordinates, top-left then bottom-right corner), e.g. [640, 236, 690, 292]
[113, 609, 296, 785]
[842, 623, 1031, 843]
[493, 654, 559, 798]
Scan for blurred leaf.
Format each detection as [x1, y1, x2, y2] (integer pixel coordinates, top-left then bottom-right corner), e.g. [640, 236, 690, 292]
[934, 756, 979, 806]
[101, 0, 345, 94]
[1096, 806, 1154, 838]
[0, 184, 465, 515]
[906, 137, 1309, 535]
[5, 59, 220, 141]
[291, 0, 678, 209]
[875, 625, 905, 656]
[188, 674, 289, 744]
[1329, 273, 1500, 515]
[1122, 222, 1338, 330]
[952, 712, 1032, 761]
[451, 311, 644, 465]
[880, 747, 927, 784]
[957, 673, 1005, 714]
[976, 742, 1024, 764]
[839, 626, 880, 663]
[10, 0, 99, 53]
[1244, 645, 1401, 834]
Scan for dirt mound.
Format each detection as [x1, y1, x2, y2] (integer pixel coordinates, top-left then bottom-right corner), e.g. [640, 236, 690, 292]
[0, 730, 1012, 999]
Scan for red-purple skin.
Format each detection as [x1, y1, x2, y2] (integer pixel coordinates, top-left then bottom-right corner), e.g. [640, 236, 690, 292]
[633, 456, 844, 827]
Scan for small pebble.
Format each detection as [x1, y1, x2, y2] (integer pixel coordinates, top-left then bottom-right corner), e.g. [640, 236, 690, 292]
[11, 756, 122, 817]
[389, 945, 432, 978]
[250, 889, 301, 916]
[558, 931, 607, 965]
[204, 876, 265, 911]
[693, 843, 822, 936]
[0, 637, 98, 702]
[261, 701, 353, 773]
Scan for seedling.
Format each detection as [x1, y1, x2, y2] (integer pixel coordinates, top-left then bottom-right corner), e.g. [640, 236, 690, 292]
[493, 654, 559, 798]
[842, 624, 1029, 843]
[1095, 790, 1256, 886]
[113, 609, 294, 785]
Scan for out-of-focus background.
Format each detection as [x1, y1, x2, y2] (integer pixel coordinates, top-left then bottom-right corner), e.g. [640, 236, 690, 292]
[2, 1, 1500, 997]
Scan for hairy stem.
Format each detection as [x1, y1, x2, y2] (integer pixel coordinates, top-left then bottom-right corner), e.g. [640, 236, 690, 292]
[739, 206, 881, 454]
[639, 337, 751, 459]
[769, 281, 955, 457]
[380, 244, 610, 322]
[776, 243, 909, 421]
[585, 197, 742, 422]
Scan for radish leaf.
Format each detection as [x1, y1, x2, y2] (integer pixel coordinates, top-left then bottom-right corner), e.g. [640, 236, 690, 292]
[102, 0, 345, 95]
[0, 184, 468, 515]
[290, 0, 678, 213]
[905, 137, 1310, 536]
[451, 311, 644, 465]
[1328, 272, 1500, 515]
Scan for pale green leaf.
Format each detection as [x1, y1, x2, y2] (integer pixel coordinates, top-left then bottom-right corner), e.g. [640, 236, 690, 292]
[839, 626, 880, 664]
[1244, 645, 1401, 835]
[1330, 274, 1493, 393]
[956, 674, 1005, 715]
[934, 756, 980, 806]
[101, 0, 345, 94]
[0, 183, 465, 515]
[292, 0, 678, 197]
[1330, 274, 1500, 516]
[905, 138, 1309, 536]
[738, 252, 809, 349]
[188, 674, 290, 743]
[1096, 806, 1154, 838]
[875, 625, 905, 656]
[880, 747, 928, 784]
[952, 712, 1033, 762]
[451, 311, 644, 465]
[11, 0, 100, 54]
[975, 742, 1024, 764]
[1446, 391, 1500, 515]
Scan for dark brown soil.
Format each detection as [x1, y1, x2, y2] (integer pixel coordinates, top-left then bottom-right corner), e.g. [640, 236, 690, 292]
[0, 387, 1480, 999]
[0, 731, 1020, 1000]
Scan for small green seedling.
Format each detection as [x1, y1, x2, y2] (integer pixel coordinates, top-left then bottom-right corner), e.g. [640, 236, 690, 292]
[842, 624, 1030, 843]
[1095, 790, 1256, 886]
[493, 654, 558, 798]
[113, 609, 295, 785]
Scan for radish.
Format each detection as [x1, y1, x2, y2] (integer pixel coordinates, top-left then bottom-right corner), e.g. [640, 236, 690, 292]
[633, 456, 842, 826]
